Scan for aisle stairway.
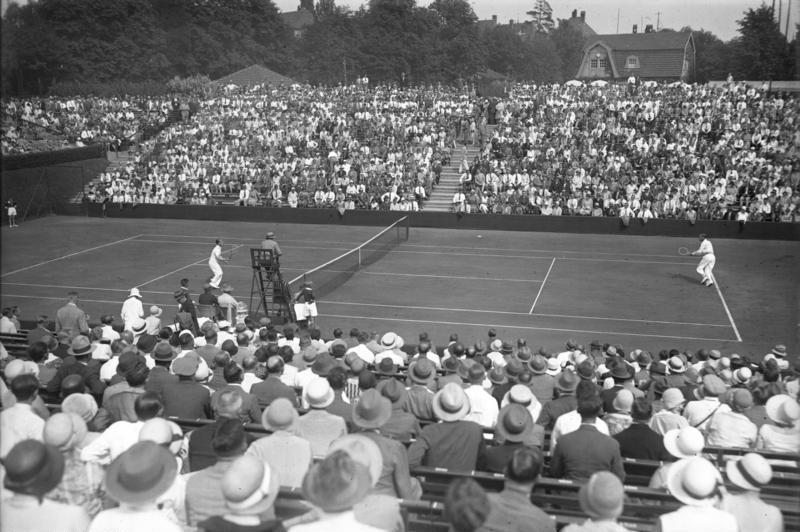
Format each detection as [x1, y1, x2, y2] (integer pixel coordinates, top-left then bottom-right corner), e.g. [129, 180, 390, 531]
[423, 144, 481, 212]
[69, 150, 130, 203]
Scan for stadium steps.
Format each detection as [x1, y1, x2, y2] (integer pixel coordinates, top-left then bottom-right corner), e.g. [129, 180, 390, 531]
[68, 150, 130, 203]
[423, 144, 482, 212]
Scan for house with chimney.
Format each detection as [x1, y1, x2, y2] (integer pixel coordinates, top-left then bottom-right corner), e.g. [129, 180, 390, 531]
[280, 0, 315, 39]
[576, 25, 695, 82]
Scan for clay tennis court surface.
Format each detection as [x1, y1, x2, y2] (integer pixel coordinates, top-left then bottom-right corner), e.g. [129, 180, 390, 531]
[2, 215, 797, 360]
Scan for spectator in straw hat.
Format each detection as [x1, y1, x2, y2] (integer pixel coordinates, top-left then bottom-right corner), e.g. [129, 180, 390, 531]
[444, 478, 491, 532]
[293, 450, 383, 532]
[374, 332, 407, 367]
[706, 388, 757, 448]
[0, 374, 45, 459]
[658, 457, 737, 532]
[1, 440, 90, 532]
[247, 398, 312, 488]
[351, 389, 422, 500]
[120, 288, 144, 332]
[464, 364, 499, 428]
[197, 454, 284, 532]
[683, 374, 731, 431]
[405, 358, 437, 423]
[90, 441, 181, 532]
[482, 447, 555, 532]
[649, 387, 689, 435]
[649, 426, 705, 489]
[43, 413, 104, 518]
[537, 369, 579, 429]
[721, 453, 783, 532]
[378, 378, 421, 441]
[500, 384, 543, 434]
[138, 418, 187, 526]
[763, 344, 788, 371]
[408, 382, 487, 471]
[297, 377, 347, 458]
[561, 471, 628, 532]
[480, 404, 538, 473]
[756, 394, 800, 453]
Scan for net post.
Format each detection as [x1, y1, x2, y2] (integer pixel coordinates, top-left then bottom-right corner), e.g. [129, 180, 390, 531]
[358, 248, 362, 269]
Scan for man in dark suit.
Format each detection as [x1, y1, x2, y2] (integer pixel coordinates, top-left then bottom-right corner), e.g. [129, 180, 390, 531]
[210, 362, 261, 424]
[479, 404, 537, 473]
[550, 393, 625, 481]
[55, 292, 90, 340]
[250, 356, 298, 409]
[600, 359, 642, 413]
[46, 335, 105, 400]
[161, 356, 212, 419]
[614, 397, 670, 460]
[145, 341, 178, 396]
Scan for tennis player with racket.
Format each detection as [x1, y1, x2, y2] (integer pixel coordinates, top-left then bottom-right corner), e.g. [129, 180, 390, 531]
[208, 239, 238, 288]
[679, 234, 716, 286]
[294, 280, 317, 326]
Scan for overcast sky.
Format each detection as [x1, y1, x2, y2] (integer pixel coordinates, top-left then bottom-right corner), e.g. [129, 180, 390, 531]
[273, 0, 799, 41]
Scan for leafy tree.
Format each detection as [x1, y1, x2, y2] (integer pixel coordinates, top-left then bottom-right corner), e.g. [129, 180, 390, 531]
[729, 5, 790, 80]
[526, 0, 554, 34]
[550, 18, 586, 80]
[680, 27, 731, 83]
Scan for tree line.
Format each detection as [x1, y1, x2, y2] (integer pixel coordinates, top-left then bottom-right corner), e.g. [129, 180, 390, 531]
[1, 0, 796, 96]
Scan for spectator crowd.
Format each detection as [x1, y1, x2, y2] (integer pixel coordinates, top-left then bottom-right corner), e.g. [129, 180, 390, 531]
[0, 286, 798, 532]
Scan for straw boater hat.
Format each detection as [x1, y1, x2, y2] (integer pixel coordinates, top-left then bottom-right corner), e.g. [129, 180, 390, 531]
[303, 378, 335, 409]
[663, 426, 705, 459]
[726, 453, 773, 492]
[667, 457, 723, 507]
[380, 332, 404, 350]
[765, 394, 800, 426]
[578, 471, 625, 520]
[432, 382, 471, 422]
[221, 455, 280, 516]
[408, 359, 436, 385]
[105, 441, 178, 505]
[261, 398, 299, 432]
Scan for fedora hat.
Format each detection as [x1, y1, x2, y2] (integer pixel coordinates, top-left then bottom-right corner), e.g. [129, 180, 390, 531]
[495, 404, 534, 443]
[172, 356, 199, 377]
[328, 435, 383, 488]
[555, 370, 579, 393]
[376, 358, 397, 376]
[303, 377, 334, 409]
[577, 360, 596, 380]
[442, 356, 461, 374]
[726, 453, 773, 492]
[380, 332, 404, 350]
[353, 389, 392, 429]
[730, 389, 753, 412]
[3, 440, 65, 497]
[667, 457, 722, 507]
[262, 398, 298, 431]
[43, 413, 88, 452]
[432, 382, 471, 422]
[609, 362, 634, 380]
[505, 359, 524, 380]
[302, 450, 372, 512]
[152, 341, 176, 362]
[663, 426, 705, 459]
[105, 441, 178, 505]
[500, 341, 514, 355]
[222, 455, 280, 515]
[579, 471, 624, 520]
[699, 374, 726, 398]
[770, 345, 787, 358]
[528, 355, 547, 375]
[545, 358, 561, 377]
[408, 359, 435, 385]
[765, 394, 800, 426]
[68, 335, 93, 357]
[488, 367, 507, 386]
[311, 354, 337, 377]
[379, 378, 407, 405]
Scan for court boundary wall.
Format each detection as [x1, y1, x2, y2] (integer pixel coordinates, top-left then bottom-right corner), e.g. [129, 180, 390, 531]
[1, 144, 105, 171]
[69, 203, 800, 241]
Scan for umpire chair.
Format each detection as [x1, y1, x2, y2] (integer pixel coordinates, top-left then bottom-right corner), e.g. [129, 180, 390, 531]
[249, 249, 294, 324]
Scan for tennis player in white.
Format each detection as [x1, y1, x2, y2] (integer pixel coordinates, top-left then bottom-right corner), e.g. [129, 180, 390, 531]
[208, 239, 229, 288]
[691, 234, 716, 286]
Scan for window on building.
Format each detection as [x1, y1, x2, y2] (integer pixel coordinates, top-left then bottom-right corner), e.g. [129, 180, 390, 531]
[590, 58, 598, 68]
[598, 58, 608, 68]
[626, 55, 640, 68]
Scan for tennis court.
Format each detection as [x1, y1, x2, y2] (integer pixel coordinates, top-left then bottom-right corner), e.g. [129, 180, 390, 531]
[1, 215, 797, 359]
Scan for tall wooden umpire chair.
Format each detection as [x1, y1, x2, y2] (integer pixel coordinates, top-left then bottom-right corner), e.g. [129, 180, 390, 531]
[249, 249, 295, 324]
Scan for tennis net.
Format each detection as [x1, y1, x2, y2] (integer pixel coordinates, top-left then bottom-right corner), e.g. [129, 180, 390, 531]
[287, 216, 410, 301]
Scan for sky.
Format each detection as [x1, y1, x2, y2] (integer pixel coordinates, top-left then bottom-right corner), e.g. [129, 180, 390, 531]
[272, 0, 799, 41]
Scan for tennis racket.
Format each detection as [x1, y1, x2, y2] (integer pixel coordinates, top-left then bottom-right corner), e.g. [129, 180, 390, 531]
[678, 247, 690, 256]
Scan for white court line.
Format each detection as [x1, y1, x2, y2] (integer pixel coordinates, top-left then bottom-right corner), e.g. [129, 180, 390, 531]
[137, 244, 245, 288]
[1, 234, 144, 278]
[321, 300, 731, 327]
[320, 313, 737, 342]
[529, 258, 556, 314]
[1, 294, 176, 306]
[1, 282, 173, 295]
[710, 273, 743, 342]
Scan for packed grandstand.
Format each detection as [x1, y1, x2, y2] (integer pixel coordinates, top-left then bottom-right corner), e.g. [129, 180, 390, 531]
[4, 80, 799, 221]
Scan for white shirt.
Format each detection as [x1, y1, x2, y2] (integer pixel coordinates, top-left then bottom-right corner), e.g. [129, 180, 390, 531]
[241, 372, 263, 393]
[0, 403, 44, 458]
[463, 385, 500, 429]
[120, 297, 144, 330]
[80, 420, 144, 465]
[683, 398, 730, 431]
[209, 245, 222, 267]
[551, 411, 609, 450]
[346, 344, 375, 365]
[290, 510, 384, 532]
[100, 324, 120, 341]
[658, 505, 737, 532]
[696, 238, 715, 256]
[0, 316, 18, 334]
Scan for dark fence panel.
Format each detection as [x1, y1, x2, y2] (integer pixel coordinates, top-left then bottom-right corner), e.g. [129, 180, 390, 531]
[1, 144, 105, 171]
[85, 204, 800, 241]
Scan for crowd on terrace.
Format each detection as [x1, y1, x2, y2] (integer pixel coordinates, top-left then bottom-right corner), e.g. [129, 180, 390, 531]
[0, 286, 798, 531]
